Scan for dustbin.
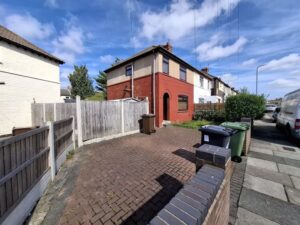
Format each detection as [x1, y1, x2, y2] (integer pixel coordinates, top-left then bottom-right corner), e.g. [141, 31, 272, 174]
[142, 114, 156, 134]
[221, 122, 248, 162]
[199, 125, 236, 148]
[240, 121, 251, 156]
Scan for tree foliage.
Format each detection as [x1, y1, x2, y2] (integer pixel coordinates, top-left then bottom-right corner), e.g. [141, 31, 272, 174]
[95, 71, 107, 99]
[225, 93, 266, 121]
[68, 65, 94, 99]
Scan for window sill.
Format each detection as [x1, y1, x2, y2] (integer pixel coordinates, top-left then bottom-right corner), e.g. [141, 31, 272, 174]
[178, 110, 188, 113]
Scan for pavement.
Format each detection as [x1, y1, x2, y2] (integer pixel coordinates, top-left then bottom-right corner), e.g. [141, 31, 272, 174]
[29, 126, 200, 225]
[235, 115, 300, 225]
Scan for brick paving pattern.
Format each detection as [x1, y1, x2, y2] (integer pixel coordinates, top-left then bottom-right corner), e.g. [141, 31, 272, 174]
[56, 127, 199, 225]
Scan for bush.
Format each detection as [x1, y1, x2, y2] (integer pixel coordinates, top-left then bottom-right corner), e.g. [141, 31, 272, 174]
[225, 94, 266, 121]
[193, 110, 226, 123]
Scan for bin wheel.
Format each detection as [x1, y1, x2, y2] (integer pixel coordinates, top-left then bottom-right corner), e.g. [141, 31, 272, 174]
[231, 156, 242, 163]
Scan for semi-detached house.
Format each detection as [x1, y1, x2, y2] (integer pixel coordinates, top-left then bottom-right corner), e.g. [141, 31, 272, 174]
[0, 25, 64, 135]
[105, 43, 213, 127]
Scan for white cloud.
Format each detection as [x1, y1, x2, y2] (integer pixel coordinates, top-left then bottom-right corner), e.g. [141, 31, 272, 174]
[220, 73, 238, 87]
[45, 0, 58, 8]
[262, 53, 300, 71]
[139, 0, 240, 41]
[268, 78, 300, 89]
[99, 55, 115, 64]
[4, 13, 54, 40]
[52, 17, 86, 64]
[194, 35, 247, 61]
[242, 58, 257, 66]
[129, 37, 143, 48]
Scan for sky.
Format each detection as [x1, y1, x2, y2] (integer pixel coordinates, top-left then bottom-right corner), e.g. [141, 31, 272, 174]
[1, 0, 300, 99]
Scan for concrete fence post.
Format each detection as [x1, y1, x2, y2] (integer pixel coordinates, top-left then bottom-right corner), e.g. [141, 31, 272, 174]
[71, 115, 76, 150]
[53, 103, 57, 121]
[145, 97, 149, 114]
[43, 103, 46, 123]
[121, 101, 125, 134]
[76, 95, 83, 147]
[47, 121, 56, 181]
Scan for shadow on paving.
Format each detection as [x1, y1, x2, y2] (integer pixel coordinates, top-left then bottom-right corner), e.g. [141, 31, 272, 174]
[172, 148, 196, 164]
[121, 173, 183, 225]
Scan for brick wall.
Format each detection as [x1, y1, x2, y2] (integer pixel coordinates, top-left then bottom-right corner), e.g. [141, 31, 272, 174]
[156, 72, 194, 126]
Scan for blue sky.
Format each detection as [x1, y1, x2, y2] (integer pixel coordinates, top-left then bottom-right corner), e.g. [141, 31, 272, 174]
[1, 0, 300, 99]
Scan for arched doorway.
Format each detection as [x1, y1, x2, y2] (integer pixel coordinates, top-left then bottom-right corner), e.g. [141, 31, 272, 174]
[163, 93, 170, 120]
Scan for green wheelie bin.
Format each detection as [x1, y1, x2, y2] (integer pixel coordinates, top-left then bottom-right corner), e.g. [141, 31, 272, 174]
[221, 122, 249, 162]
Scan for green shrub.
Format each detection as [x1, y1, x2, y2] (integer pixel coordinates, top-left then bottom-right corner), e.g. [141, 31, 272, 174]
[225, 94, 266, 121]
[193, 110, 226, 123]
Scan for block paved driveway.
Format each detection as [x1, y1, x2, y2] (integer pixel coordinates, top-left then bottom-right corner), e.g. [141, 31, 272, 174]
[33, 127, 200, 225]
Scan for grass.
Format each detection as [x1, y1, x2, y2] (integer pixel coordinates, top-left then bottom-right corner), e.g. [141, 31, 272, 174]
[66, 150, 75, 160]
[174, 120, 215, 129]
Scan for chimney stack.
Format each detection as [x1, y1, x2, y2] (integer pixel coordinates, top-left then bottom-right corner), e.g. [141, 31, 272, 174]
[163, 42, 173, 52]
[201, 67, 209, 73]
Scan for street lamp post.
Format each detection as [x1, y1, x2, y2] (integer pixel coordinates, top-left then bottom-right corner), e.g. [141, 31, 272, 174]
[256, 64, 265, 95]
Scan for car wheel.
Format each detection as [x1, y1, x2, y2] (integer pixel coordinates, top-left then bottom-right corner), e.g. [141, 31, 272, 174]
[285, 124, 292, 138]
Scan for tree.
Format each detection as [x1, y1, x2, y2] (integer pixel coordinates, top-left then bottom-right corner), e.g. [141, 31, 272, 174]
[68, 65, 94, 99]
[239, 87, 250, 94]
[95, 71, 107, 99]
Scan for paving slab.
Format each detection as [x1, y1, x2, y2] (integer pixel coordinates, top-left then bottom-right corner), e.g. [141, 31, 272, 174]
[286, 187, 300, 206]
[247, 157, 278, 172]
[250, 143, 277, 151]
[243, 174, 287, 201]
[246, 165, 293, 187]
[235, 207, 280, 225]
[239, 188, 300, 225]
[291, 176, 300, 189]
[278, 164, 300, 177]
[249, 151, 300, 168]
[274, 151, 300, 160]
[250, 147, 273, 155]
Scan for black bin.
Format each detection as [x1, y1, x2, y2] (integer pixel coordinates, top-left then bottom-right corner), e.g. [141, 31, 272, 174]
[199, 125, 236, 148]
[142, 114, 156, 134]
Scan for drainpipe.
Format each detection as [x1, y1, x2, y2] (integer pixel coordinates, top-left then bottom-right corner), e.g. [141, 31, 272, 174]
[152, 51, 156, 115]
[131, 63, 134, 98]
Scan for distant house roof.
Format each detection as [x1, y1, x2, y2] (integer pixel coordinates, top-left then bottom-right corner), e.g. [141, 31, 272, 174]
[0, 25, 64, 64]
[60, 88, 71, 96]
[104, 45, 212, 80]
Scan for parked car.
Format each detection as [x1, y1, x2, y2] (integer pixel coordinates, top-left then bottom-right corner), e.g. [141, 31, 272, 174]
[265, 104, 277, 112]
[276, 89, 300, 139]
[272, 107, 280, 122]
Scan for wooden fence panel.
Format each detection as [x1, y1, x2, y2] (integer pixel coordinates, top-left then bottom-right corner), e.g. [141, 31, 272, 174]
[0, 127, 49, 222]
[124, 102, 147, 132]
[81, 101, 122, 141]
[53, 118, 73, 158]
[194, 103, 225, 111]
[31, 104, 44, 126]
[45, 104, 54, 122]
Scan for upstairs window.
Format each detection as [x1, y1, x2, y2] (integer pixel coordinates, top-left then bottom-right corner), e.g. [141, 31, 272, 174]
[163, 56, 169, 74]
[178, 95, 188, 111]
[180, 66, 186, 81]
[125, 65, 132, 76]
[200, 76, 204, 88]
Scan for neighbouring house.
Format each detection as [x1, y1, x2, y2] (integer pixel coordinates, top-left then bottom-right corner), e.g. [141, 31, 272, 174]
[60, 88, 72, 102]
[105, 43, 210, 127]
[201, 68, 237, 102]
[0, 25, 64, 135]
[193, 68, 213, 104]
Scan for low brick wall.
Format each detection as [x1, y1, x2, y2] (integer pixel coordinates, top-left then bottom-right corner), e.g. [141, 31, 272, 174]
[150, 144, 234, 225]
[203, 161, 233, 225]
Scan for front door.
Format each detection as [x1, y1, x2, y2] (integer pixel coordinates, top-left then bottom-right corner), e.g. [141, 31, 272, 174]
[163, 93, 169, 120]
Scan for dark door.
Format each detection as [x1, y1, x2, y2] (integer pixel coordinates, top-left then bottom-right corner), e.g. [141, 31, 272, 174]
[163, 93, 169, 120]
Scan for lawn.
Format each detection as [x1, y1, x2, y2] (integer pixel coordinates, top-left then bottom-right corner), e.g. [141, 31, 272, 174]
[174, 120, 215, 129]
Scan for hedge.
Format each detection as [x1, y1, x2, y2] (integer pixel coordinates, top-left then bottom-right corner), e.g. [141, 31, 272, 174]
[225, 94, 266, 121]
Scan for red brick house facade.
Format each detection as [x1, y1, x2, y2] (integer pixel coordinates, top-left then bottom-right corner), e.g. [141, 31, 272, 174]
[105, 44, 207, 127]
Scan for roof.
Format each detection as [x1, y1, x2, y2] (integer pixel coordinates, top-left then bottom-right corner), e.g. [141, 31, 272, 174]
[60, 88, 71, 96]
[0, 25, 64, 64]
[104, 45, 212, 80]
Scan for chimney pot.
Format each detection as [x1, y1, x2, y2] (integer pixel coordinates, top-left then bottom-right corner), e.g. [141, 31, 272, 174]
[163, 42, 173, 52]
[201, 67, 209, 73]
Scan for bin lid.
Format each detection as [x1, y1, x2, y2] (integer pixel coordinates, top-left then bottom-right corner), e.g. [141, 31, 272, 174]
[142, 114, 156, 118]
[221, 122, 248, 131]
[199, 125, 236, 137]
